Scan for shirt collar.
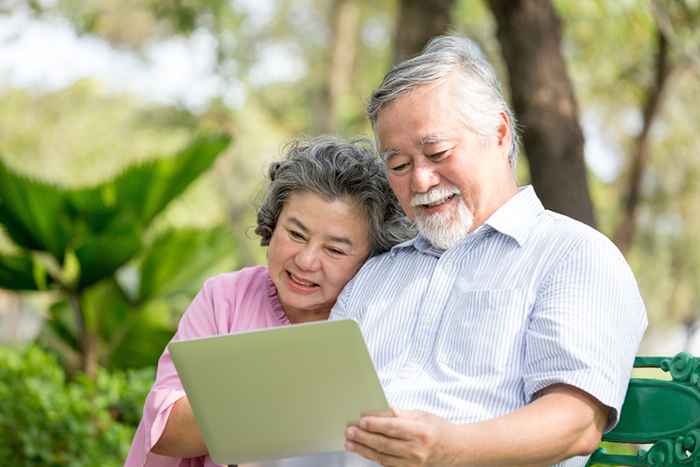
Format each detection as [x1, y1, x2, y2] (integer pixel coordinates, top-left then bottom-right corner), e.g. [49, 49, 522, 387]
[484, 185, 544, 247]
[389, 233, 443, 257]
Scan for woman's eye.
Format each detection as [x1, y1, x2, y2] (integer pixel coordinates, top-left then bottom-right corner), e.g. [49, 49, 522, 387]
[288, 230, 305, 241]
[327, 247, 346, 256]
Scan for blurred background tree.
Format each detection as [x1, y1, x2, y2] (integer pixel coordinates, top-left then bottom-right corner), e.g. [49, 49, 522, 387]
[0, 0, 698, 464]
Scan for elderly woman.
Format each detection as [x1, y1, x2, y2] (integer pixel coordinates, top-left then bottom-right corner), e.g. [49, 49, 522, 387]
[125, 136, 413, 467]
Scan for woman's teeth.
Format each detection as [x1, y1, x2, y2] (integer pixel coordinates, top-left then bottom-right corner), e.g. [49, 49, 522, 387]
[290, 272, 317, 287]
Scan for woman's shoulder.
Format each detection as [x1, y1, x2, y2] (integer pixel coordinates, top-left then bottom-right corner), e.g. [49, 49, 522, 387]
[201, 265, 269, 297]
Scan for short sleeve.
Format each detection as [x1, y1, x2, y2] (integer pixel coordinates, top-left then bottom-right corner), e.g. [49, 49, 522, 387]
[124, 280, 224, 467]
[523, 233, 647, 430]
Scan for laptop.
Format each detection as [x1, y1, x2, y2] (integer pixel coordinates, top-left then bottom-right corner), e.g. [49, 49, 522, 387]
[169, 319, 389, 465]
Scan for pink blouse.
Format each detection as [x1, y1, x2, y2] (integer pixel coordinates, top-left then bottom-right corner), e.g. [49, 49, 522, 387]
[124, 266, 290, 467]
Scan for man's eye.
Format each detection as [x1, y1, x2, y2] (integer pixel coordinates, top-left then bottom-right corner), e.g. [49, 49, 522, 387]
[428, 150, 449, 161]
[390, 162, 410, 172]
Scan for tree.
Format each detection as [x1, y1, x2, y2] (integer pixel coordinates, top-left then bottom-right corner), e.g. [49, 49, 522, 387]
[0, 134, 232, 376]
[486, 0, 596, 227]
[393, 0, 456, 64]
[613, 25, 672, 254]
[318, 0, 361, 133]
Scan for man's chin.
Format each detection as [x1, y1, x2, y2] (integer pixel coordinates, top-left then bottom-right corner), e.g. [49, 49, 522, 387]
[415, 213, 473, 249]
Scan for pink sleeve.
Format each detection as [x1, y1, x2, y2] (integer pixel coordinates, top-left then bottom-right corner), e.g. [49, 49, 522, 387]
[124, 279, 230, 467]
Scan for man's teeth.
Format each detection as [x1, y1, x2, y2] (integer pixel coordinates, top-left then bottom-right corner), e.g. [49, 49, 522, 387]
[422, 194, 455, 208]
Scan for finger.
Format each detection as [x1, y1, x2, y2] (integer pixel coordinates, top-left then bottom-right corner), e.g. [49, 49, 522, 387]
[359, 415, 415, 440]
[346, 425, 407, 457]
[361, 408, 397, 418]
[345, 439, 402, 466]
[391, 408, 422, 419]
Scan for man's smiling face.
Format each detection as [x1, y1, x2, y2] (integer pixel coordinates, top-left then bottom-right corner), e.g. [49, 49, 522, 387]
[375, 77, 516, 249]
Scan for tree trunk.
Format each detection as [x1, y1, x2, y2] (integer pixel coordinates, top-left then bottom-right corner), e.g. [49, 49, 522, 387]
[487, 0, 596, 227]
[317, 0, 360, 133]
[393, 0, 456, 64]
[613, 28, 672, 254]
[70, 293, 98, 378]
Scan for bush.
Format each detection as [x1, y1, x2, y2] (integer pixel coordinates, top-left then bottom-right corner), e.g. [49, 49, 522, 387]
[0, 345, 154, 467]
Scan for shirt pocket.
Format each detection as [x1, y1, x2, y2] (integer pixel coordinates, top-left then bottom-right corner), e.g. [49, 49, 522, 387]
[436, 288, 530, 375]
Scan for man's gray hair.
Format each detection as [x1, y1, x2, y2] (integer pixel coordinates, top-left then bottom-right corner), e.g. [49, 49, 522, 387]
[367, 35, 519, 167]
[256, 136, 415, 256]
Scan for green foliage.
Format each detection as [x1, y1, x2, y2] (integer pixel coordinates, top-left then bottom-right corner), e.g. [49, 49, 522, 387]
[0, 132, 234, 373]
[0, 133, 231, 291]
[0, 345, 153, 467]
[34, 225, 239, 370]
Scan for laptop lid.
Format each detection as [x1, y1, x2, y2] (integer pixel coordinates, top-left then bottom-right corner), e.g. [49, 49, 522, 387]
[169, 319, 388, 465]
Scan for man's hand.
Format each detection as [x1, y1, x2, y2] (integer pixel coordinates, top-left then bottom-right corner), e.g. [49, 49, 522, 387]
[345, 409, 457, 467]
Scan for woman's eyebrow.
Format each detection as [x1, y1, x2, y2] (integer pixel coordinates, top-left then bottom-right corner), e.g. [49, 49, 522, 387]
[288, 218, 353, 247]
[326, 235, 353, 247]
[286, 217, 308, 233]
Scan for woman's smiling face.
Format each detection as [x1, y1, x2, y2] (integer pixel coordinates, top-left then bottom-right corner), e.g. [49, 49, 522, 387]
[266, 191, 371, 323]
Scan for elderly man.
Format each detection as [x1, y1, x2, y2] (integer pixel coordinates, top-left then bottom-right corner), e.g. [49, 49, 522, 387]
[332, 36, 647, 467]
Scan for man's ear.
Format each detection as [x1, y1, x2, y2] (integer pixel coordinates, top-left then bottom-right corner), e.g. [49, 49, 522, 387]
[496, 111, 511, 150]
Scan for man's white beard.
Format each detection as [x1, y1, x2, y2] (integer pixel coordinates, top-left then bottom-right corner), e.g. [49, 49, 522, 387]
[412, 188, 473, 250]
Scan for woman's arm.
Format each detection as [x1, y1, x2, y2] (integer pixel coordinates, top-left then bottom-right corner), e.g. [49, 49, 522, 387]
[151, 396, 208, 458]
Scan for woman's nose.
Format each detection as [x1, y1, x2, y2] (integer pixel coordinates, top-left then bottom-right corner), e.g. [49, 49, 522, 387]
[294, 245, 321, 271]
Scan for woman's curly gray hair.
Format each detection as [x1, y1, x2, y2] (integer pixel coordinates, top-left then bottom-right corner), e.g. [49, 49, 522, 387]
[255, 136, 415, 256]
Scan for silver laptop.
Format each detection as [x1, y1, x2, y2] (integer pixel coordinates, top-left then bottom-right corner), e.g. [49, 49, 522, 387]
[169, 319, 388, 465]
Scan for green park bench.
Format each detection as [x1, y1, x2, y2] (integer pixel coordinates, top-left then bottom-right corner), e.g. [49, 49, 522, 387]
[587, 352, 700, 466]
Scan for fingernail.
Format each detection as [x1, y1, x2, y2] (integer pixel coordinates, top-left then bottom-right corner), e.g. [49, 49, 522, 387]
[345, 441, 354, 452]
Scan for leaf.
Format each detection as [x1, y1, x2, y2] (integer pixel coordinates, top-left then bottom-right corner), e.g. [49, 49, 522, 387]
[138, 225, 236, 301]
[60, 249, 81, 289]
[80, 278, 131, 345]
[66, 133, 231, 229]
[0, 134, 230, 291]
[73, 223, 143, 290]
[0, 159, 71, 257]
[0, 252, 50, 290]
[106, 300, 176, 370]
[44, 300, 80, 354]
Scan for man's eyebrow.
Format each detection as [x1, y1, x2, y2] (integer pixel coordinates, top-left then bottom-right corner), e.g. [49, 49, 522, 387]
[420, 134, 449, 145]
[380, 148, 400, 161]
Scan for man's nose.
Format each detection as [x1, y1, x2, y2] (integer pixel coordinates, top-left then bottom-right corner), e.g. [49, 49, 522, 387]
[294, 245, 321, 271]
[410, 163, 440, 193]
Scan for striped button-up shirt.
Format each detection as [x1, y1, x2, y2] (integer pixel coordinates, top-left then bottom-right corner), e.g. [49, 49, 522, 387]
[331, 185, 648, 467]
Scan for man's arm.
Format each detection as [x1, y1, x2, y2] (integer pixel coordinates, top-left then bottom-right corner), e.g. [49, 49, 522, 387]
[345, 384, 608, 467]
[151, 396, 208, 458]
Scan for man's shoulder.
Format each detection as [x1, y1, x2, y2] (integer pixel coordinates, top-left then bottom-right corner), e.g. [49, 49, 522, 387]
[536, 211, 632, 279]
[538, 210, 620, 253]
[359, 244, 422, 272]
